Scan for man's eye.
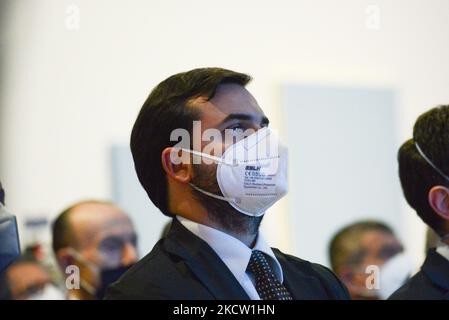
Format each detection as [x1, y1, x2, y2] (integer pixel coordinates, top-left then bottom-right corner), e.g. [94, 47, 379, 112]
[100, 238, 123, 252]
[228, 124, 245, 131]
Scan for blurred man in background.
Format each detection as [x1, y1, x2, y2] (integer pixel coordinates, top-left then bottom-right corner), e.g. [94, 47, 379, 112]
[52, 200, 138, 300]
[329, 221, 409, 300]
[391, 105, 449, 299]
[0, 255, 64, 300]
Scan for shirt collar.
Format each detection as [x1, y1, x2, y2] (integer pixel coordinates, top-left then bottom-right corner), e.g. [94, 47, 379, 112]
[176, 216, 284, 284]
[436, 241, 449, 262]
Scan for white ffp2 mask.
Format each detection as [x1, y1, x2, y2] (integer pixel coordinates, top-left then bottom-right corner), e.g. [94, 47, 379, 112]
[183, 127, 288, 217]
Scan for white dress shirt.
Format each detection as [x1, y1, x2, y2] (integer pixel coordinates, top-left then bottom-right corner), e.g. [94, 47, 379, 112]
[436, 241, 449, 262]
[176, 216, 284, 300]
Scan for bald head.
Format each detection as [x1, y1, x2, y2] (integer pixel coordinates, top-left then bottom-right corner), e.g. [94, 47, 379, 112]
[51, 200, 138, 300]
[52, 200, 134, 255]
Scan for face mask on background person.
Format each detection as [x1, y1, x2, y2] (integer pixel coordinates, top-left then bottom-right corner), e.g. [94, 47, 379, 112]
[66, 248, 133, 300]
[94, 265, 132, 300]
[415, 142, 449, 244]
[182, 127, 288, 217]
[378, 251, 413, 299]
[344, 251, 413, 299]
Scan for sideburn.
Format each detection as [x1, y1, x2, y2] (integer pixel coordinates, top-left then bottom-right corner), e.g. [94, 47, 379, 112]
[191, 162, 263, 236]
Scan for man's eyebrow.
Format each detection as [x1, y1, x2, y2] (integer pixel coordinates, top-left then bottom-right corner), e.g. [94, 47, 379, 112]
[220, 113, 270, 126]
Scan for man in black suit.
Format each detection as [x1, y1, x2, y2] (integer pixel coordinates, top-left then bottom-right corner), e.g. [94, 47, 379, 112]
[105, 68, 349, 300]
[390, 105, 449, 299]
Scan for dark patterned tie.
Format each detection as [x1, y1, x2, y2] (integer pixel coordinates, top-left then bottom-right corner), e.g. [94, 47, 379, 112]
[247, 250, 293, 300]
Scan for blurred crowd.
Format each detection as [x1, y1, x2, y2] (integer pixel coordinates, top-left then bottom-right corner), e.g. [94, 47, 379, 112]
[0, 197, 431, 300]
[1, 68, 449, 300]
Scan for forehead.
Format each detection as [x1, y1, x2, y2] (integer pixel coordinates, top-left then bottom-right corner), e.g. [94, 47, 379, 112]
[68, 203, 133, 247]
[190, 83, 265, 129]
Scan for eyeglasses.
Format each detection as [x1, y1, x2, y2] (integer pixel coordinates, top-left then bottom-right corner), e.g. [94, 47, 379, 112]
[97, 234, 138, 265]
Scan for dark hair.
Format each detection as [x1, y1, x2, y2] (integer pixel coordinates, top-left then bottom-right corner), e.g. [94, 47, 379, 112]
[52, 206, 74, 254]
[130, 67, 252, 217]
[398, 105, 449, 236]
[329, 220, 394, 273]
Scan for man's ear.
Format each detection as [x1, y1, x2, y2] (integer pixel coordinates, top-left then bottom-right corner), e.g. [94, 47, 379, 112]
[161, 147, 192, 183]
[428, 186, 449, 221]
[56, 248, 74, 270]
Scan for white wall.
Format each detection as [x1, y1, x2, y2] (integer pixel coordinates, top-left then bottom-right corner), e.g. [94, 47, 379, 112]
[283, 85, 402, 266]
[1, 0, 449, 266]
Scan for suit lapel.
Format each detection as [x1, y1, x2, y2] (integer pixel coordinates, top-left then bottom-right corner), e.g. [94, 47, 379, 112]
[164, 218, 250, 300]
[274, 250, 329, 299]
[422, 249, 449, 299]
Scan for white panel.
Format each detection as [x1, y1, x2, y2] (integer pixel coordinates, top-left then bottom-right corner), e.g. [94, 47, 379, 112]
[111, 146, 170, 257]
[283, 85, 402, 266]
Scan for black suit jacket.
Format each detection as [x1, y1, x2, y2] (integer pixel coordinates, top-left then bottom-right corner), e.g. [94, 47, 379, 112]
[389, 249, 449, 300]
[105, 218, 350, 300]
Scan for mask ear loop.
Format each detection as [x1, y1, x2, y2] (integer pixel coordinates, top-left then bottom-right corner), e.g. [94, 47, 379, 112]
[178, 149, 241, 203]
[415, 142, 449, 181]
[65, 248, 99, 296]
[189, 183, 241, 204]
[179, 148, 238, 166]
[415, 141, 449, 243]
